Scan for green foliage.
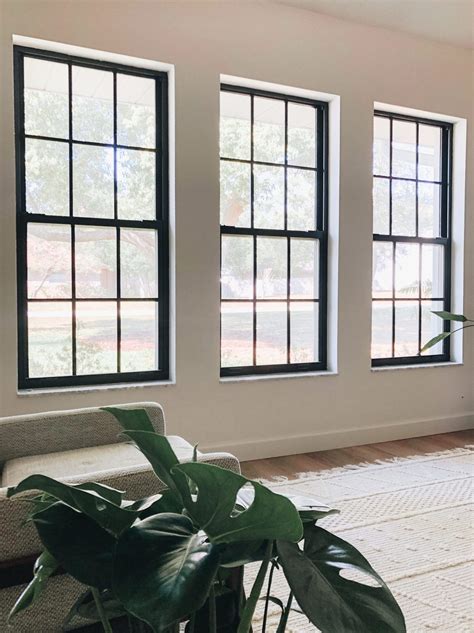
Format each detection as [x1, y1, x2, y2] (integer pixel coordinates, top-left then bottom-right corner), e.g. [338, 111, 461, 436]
[33, 502, 116, 589]
[421, 311, 473, 352]
[114, 513, 220, 631]
[8, 406, 406, 633]
[277, 524, 406, 633]
[8, 550, 58, 621]
[432, 310, 468, 322]
[7, 474, 135, 536]
[173, 462, 303, 544]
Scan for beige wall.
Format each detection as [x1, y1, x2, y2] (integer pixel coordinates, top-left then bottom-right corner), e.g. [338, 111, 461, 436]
[0, 0, 472, 460]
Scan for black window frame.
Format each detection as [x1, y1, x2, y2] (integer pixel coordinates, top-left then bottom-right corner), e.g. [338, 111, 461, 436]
[220, 84, 329, 378]
[372, 110, 453, 367]
[14, 45, 170, 389]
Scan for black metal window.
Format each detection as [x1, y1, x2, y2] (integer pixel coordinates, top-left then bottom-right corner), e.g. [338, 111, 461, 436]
[14, 46, 169, 389]
[372, 111, 452, 366]
[220, 85, 328, 377]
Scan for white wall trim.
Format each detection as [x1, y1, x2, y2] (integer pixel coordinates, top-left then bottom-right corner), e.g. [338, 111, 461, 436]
[201, 412, 474, 462]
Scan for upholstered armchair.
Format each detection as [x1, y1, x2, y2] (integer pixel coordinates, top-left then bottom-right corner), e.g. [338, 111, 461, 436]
[0, 402, 240, 632]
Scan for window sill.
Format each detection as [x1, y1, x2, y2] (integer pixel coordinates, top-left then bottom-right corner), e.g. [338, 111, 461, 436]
[220, 369, 338, 384]
[371, 361, 463, 372]
[17, 379, 176, 397]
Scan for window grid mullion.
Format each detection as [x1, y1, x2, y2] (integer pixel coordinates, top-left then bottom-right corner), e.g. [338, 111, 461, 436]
[113, 71, 121, 373]
[287, 237, 291, 364]
[417, 242, 422, 354]
[250, 94, 257, 366]
[284, 101, 290, 364]
[24, 134, 156, 154]
[68, 62, 77, 376]
[391, 241, 395, 357]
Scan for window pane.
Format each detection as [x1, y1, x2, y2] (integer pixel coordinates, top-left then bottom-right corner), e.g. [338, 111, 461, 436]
[290, 302, 318, 363]
[392, 120, 416, 179]
[287, 168, 316, 231]
[371, 301, 392, 359]
[221, 302, 253, 367]
[25, 139, 69, 216]
[220, 161, 251, 227]
[121, 229, 158, 298]
[117, 74, 155, 149]
[254, 165, 284, 229]
[73, 145, 114, 218]
[257, 237, 287, 300]
[76, 301, 117, 374]
[221, 235, 253, 300]
[288, 103, 315, 168]
[254, 97, 285, 163]
[392, 180, 416, 236]
[421, 244, 444, 298]
[256, 301, 287, 365]
[75, 226, 116, 298]
[373, 116, 390, 176]
[291, 238, 318, 299]
[394, 300, 419, 357]
[220, 92, 250, 160]
[372, 242, 393, 299]
[28, 302, 72, 377]
[117, 149, 155, 220]
[28, 224, 71, 298]
[418, 125, 441, 181]
[395, 243, 419, 298]
[418, 182, 441, 237]
[121, 301, 158, 371]
[373, 178, 390, 234]
[421, 300, 444, 355]
[24, 57, 68, 139]
[72, 66, 113, 144]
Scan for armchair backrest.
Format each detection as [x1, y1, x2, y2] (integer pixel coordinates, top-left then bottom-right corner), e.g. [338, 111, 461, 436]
[0, 402, 165, 468]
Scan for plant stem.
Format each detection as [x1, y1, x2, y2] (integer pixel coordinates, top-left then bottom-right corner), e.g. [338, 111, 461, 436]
[276, 592, 293, 633]
[262, 561, 275, 632]
[237, 541, 273, 633]
[209, 582, 217, 633]
[91, 588, 113, 633]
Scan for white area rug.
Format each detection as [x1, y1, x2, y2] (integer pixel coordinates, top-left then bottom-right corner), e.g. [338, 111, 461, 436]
[247, 446, 474, 632]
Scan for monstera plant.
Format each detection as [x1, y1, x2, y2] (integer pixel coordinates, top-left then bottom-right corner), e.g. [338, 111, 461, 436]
[7, 407, 406, 633]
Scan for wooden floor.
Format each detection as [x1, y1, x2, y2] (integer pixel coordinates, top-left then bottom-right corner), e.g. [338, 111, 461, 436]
[240, 429, 473, 480]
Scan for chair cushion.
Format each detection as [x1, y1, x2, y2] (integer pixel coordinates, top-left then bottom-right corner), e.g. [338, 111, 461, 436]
[1, 435, 200, 488]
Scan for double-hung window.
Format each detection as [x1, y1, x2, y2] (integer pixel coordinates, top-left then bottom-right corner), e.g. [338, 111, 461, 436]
[14, 46, 169, 388]
[220, 85, 328, 377]
[371, 111, 452, 365]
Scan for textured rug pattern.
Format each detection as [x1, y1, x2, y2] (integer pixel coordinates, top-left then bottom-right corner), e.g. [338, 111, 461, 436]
[247, 447, 474, 632]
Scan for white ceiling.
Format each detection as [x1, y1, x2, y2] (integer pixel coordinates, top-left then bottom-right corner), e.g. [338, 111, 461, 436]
[274, 0, 474, 49]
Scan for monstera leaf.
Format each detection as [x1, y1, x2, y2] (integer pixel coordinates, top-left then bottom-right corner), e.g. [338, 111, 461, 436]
[8, 475, 135, 536]
[113, 513, 220, 632]
[101, 406, 156, 433]
[119, 430, 188, 503]
[278, 525, 406, 633]
[63, 589, 126, 628]
[8, 550, 58, 621]
[173, 462, 303, 544]
[32, 502, 116, 589]
[122, 490, 183, 518]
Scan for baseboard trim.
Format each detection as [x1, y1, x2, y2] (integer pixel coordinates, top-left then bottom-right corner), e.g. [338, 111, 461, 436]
[200, 412, 474, 462]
